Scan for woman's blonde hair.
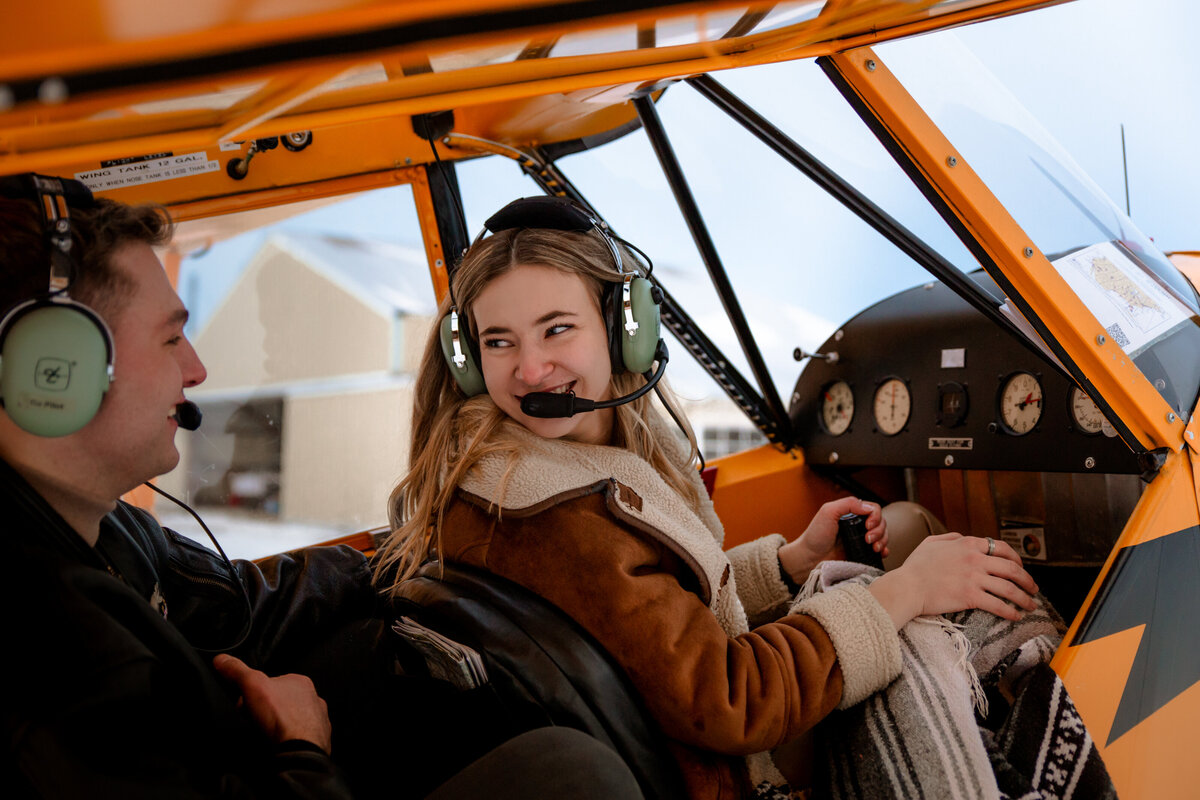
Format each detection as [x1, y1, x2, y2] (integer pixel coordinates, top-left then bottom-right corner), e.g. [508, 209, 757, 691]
[374, 224, 701, 593]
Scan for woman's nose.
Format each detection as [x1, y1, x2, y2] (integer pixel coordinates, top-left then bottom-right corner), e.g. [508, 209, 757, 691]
[515, 345, 553, 387]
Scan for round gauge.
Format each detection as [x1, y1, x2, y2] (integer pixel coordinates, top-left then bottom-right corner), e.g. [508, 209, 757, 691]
[937, 381, 969, 428]
[820, 381, 854, 436]
[998, 372, 1043, 435]
[1069, 387, 1105, 435]
[873, 378, 911, 435]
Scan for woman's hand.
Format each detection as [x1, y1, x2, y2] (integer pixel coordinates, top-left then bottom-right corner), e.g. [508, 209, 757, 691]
[867, 533, 1039, 630]
[778, 497, 888, 585]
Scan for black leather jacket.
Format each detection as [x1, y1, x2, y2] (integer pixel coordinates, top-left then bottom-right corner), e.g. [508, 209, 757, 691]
[1, 457, 384, 799]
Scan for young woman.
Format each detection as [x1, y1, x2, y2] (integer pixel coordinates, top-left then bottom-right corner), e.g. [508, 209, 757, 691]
[377, 197, 1039, 800]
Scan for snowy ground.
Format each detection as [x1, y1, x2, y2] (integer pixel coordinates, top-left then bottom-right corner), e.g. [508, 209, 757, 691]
[155, 505, 374, 561]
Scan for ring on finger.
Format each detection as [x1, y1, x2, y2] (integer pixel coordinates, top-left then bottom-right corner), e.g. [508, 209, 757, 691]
[985, 537, 996, 556]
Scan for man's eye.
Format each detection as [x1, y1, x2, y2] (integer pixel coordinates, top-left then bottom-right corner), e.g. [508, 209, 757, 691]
[166, 336, 182, 346]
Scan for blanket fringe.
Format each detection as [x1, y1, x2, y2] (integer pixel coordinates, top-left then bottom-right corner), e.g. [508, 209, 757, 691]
[914, 615, 988, 718]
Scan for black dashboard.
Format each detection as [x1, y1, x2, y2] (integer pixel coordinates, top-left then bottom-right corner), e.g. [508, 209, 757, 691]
[789, 272, 1143, 476]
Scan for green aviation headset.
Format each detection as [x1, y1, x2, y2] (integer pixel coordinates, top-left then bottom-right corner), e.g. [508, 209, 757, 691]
[440, 196, 662, 400]
[0, 174, 115, 437]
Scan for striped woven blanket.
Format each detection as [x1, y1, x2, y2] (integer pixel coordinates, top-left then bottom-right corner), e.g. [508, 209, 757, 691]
[798, 561, 1117, 800]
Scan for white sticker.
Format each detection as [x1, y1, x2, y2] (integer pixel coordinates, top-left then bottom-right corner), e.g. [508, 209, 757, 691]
[219, 140, 244, 152]
[941, 348, 966, 368]
[1000, 527, 1046, 561]
[76, 151, 218, 192]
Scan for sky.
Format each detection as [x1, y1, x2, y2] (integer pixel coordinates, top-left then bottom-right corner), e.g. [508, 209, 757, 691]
[180, 0, 1200, 401]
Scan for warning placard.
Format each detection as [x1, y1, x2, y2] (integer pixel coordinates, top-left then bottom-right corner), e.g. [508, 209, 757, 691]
[76, 151, 218, 192]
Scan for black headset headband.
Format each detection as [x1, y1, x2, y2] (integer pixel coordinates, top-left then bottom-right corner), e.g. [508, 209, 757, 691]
[0, 174, 95, 208]
[483, 195, 595, 235]
[1, 174, 96, 295]
[468, 196, 628, 278]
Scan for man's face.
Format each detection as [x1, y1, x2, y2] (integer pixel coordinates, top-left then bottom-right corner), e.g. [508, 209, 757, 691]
[74, 242, 206, 492]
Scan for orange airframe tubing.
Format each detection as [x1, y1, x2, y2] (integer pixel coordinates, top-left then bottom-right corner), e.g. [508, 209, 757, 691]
[824, 47, 1183, 454]
[825, 44, 1200, 800]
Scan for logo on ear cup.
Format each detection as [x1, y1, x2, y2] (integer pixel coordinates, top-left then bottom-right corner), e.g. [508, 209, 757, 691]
[35, 358, 72, 390]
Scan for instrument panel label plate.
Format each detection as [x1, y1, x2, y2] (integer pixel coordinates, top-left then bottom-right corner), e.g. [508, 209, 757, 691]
[928, 437, 973, 450]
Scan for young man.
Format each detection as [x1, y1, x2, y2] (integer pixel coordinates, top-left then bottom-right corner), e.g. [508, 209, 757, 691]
[0, 180, 643, 799]
[0, 180, 385, 797]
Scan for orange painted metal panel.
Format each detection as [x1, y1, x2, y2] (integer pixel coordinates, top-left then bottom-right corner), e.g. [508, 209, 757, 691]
[708, 444, 841, 548]
[1050, 449, 1200, 798]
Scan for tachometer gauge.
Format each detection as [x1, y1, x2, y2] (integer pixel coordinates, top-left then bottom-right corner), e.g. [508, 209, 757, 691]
[873, 378, 910, 435]
[998, 372, 1042, 435]
[1070, 386, 1115, 436]
[820, 381, 854, 436]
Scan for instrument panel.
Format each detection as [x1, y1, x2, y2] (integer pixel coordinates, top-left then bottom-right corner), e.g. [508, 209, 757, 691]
[791, 274, 1142, 474]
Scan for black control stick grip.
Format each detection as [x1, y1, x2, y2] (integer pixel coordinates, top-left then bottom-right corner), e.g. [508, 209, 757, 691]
[838, 512, 884, 570]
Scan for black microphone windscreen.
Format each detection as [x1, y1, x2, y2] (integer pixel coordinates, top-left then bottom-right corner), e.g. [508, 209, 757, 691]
[520, 392, 576, 418]
[174, 401, 202, 431]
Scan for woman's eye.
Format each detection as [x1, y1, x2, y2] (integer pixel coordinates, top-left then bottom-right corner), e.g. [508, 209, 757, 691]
[482, 338, 512, 349]
[547, 324, 572, 336]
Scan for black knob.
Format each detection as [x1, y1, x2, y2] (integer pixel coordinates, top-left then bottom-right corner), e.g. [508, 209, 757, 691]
[838, 512, 884, 570]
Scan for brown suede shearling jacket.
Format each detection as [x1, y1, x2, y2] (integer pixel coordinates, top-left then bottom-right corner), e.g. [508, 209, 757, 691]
[438, 422, 902, 800]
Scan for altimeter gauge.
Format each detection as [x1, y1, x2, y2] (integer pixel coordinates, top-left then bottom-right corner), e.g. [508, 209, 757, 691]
[1070, 386, 1115, 437]
[820, 380, 854, 436]
[998, 371, 1042, 435]
[873, 377, 911, 435]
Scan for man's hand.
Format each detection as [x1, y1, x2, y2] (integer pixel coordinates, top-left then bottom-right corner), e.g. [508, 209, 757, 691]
[778, 497, 887, 585]
[212, 653, 333, 753]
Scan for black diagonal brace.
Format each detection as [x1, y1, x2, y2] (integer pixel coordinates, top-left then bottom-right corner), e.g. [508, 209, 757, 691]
[515, 145, 786, 445]
[686, 72, 1046, 365]
[633, 93, 794, 447]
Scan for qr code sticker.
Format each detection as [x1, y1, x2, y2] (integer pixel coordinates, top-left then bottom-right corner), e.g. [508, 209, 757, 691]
[1106, 323, 1130, 349]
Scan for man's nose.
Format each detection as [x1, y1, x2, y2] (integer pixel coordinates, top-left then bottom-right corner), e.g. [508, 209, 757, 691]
[180, 337, 207, 387]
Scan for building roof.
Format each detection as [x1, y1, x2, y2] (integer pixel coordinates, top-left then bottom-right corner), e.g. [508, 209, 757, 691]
[269, 233, 439, 318]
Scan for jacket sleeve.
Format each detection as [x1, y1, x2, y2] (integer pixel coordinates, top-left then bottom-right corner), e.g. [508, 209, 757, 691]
[726, 533, 794, 627]
[116, 501, 381, 672]
[444, 492, 898, 756]
[10, 655, 355, 799]
[6, 531, 356, 800]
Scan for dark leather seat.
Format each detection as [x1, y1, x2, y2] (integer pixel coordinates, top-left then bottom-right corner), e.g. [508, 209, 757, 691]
[392, 561, 687, 800]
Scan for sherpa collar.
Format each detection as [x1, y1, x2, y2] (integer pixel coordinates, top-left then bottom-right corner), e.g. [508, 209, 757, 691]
[457, 419, 732, 612]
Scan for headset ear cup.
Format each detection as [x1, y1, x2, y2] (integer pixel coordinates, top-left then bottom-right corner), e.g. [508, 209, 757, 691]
[0, 302, 113, 437]
[439, 313, 487, 397]
[621, 277, 661, 374]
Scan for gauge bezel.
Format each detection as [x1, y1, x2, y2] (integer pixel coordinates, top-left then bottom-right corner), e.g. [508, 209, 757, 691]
[936, 381, 969, 428]
[996, 371, 1043, 436]
[872, 376, 911, 436]
[819, 380, 855, 436]
[1068, 386, 1105, 436]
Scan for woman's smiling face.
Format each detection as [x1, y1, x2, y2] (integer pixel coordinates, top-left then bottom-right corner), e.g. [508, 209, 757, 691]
[472, 263, 614, 445]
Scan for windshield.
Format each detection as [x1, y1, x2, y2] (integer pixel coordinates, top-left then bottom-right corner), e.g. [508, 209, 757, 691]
[880, 35, 1200, 419]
